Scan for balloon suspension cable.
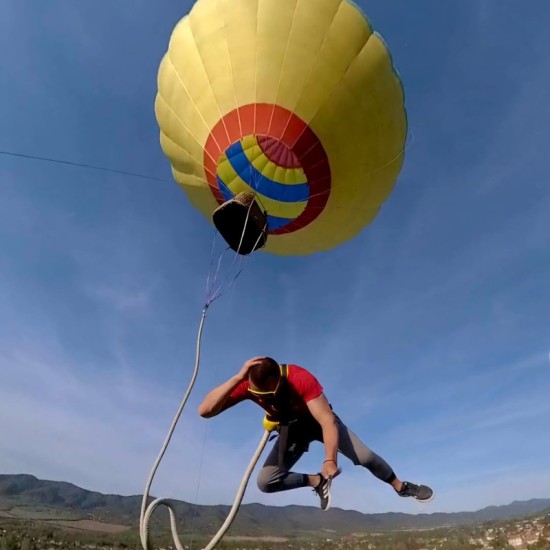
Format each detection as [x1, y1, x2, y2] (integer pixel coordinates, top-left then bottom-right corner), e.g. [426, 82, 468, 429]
[204, 230, 228, 305]
[0, 149, 170, 183]
[234, 193, 268, 256]
[205, 241, 246, 306]
[205, 195, 266, 305]
[245, 168, 269, 250]
[140, 219, 265, 550]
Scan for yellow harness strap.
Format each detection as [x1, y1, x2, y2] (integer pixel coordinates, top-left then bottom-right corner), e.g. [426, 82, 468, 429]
[262, 364, 287, 432]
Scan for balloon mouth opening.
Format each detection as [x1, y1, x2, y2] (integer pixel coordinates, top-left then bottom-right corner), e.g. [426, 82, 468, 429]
[256, 135, 301, 168]
[214, 134, 310, 234]
[204, 104, 332, 240]
[212, 192, 268, 255]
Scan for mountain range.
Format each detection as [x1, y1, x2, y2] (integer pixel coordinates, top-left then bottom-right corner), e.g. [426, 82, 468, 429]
[1, 474, 549, 537]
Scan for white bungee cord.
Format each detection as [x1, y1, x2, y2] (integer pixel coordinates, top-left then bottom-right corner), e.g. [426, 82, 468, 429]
[138, 305, 271, 550]
[138, 305, 207, 550]
[140, 214, 270, 550]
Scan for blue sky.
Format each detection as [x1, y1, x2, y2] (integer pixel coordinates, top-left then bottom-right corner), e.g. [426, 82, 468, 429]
[1, 0, 549, 517]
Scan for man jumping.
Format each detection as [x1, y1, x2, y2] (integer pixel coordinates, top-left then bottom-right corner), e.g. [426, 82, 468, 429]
[198, 356, 433, 511]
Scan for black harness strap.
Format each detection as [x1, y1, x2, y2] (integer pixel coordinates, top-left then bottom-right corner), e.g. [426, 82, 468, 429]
[277, 364, 290, 468]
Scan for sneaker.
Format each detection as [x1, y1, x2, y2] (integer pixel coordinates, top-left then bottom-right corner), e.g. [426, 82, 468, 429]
[397, 481, 434, 502]
[313, 474, 332, 511]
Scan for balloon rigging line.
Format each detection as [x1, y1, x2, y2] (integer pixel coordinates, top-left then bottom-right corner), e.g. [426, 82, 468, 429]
[234, 190, 269, 256]
[0, 149, 170, 183]
[211, 195, 267, 299]
[2, 130, 416, 220]
[204, 230, 221, 302]
[207, 196, 265, 304]
[205, 218, 247, 305]
[235, 196, 255, 255]
[205, 245, 247, 306]
[205, 244, 231, 305]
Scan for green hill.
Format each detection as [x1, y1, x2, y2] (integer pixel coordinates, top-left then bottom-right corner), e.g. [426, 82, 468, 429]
[1, 474, 549, 537]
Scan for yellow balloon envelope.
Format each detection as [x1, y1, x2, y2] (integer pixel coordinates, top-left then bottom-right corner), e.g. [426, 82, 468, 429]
[156, 0, 407, 255]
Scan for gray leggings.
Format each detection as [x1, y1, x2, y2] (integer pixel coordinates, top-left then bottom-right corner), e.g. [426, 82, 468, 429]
[257, 415, 395, 493]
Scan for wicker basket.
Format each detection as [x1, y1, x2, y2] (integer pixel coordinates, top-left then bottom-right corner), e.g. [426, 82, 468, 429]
[212, 192, 268, 254]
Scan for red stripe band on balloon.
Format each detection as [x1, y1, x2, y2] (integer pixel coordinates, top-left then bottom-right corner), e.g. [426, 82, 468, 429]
[203, 104, 331, 235]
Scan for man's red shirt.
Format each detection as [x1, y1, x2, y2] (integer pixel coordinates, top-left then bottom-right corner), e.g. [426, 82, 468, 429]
[223, 364, 323, 421]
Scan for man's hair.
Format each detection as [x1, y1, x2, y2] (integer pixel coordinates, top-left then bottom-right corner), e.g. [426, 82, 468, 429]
[249, 357, 280, 389]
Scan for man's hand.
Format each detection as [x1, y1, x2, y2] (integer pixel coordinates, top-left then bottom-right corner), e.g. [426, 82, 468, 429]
[198, 357, 265, 418]
[237, 356, 265, 381]
[322, 460, 341, 480]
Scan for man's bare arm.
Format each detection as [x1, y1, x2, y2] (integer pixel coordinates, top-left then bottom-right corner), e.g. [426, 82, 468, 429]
[198, 374, 243, 418]
[307, 393, 340, 478]
[198, 356, 265, 418]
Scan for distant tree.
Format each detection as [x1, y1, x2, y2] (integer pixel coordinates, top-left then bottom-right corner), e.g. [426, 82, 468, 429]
[0, 534, 18, 550]
[491, 532, 513, 549]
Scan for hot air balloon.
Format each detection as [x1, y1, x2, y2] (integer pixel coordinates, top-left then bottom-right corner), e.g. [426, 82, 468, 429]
[155, 0, 406, 255]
